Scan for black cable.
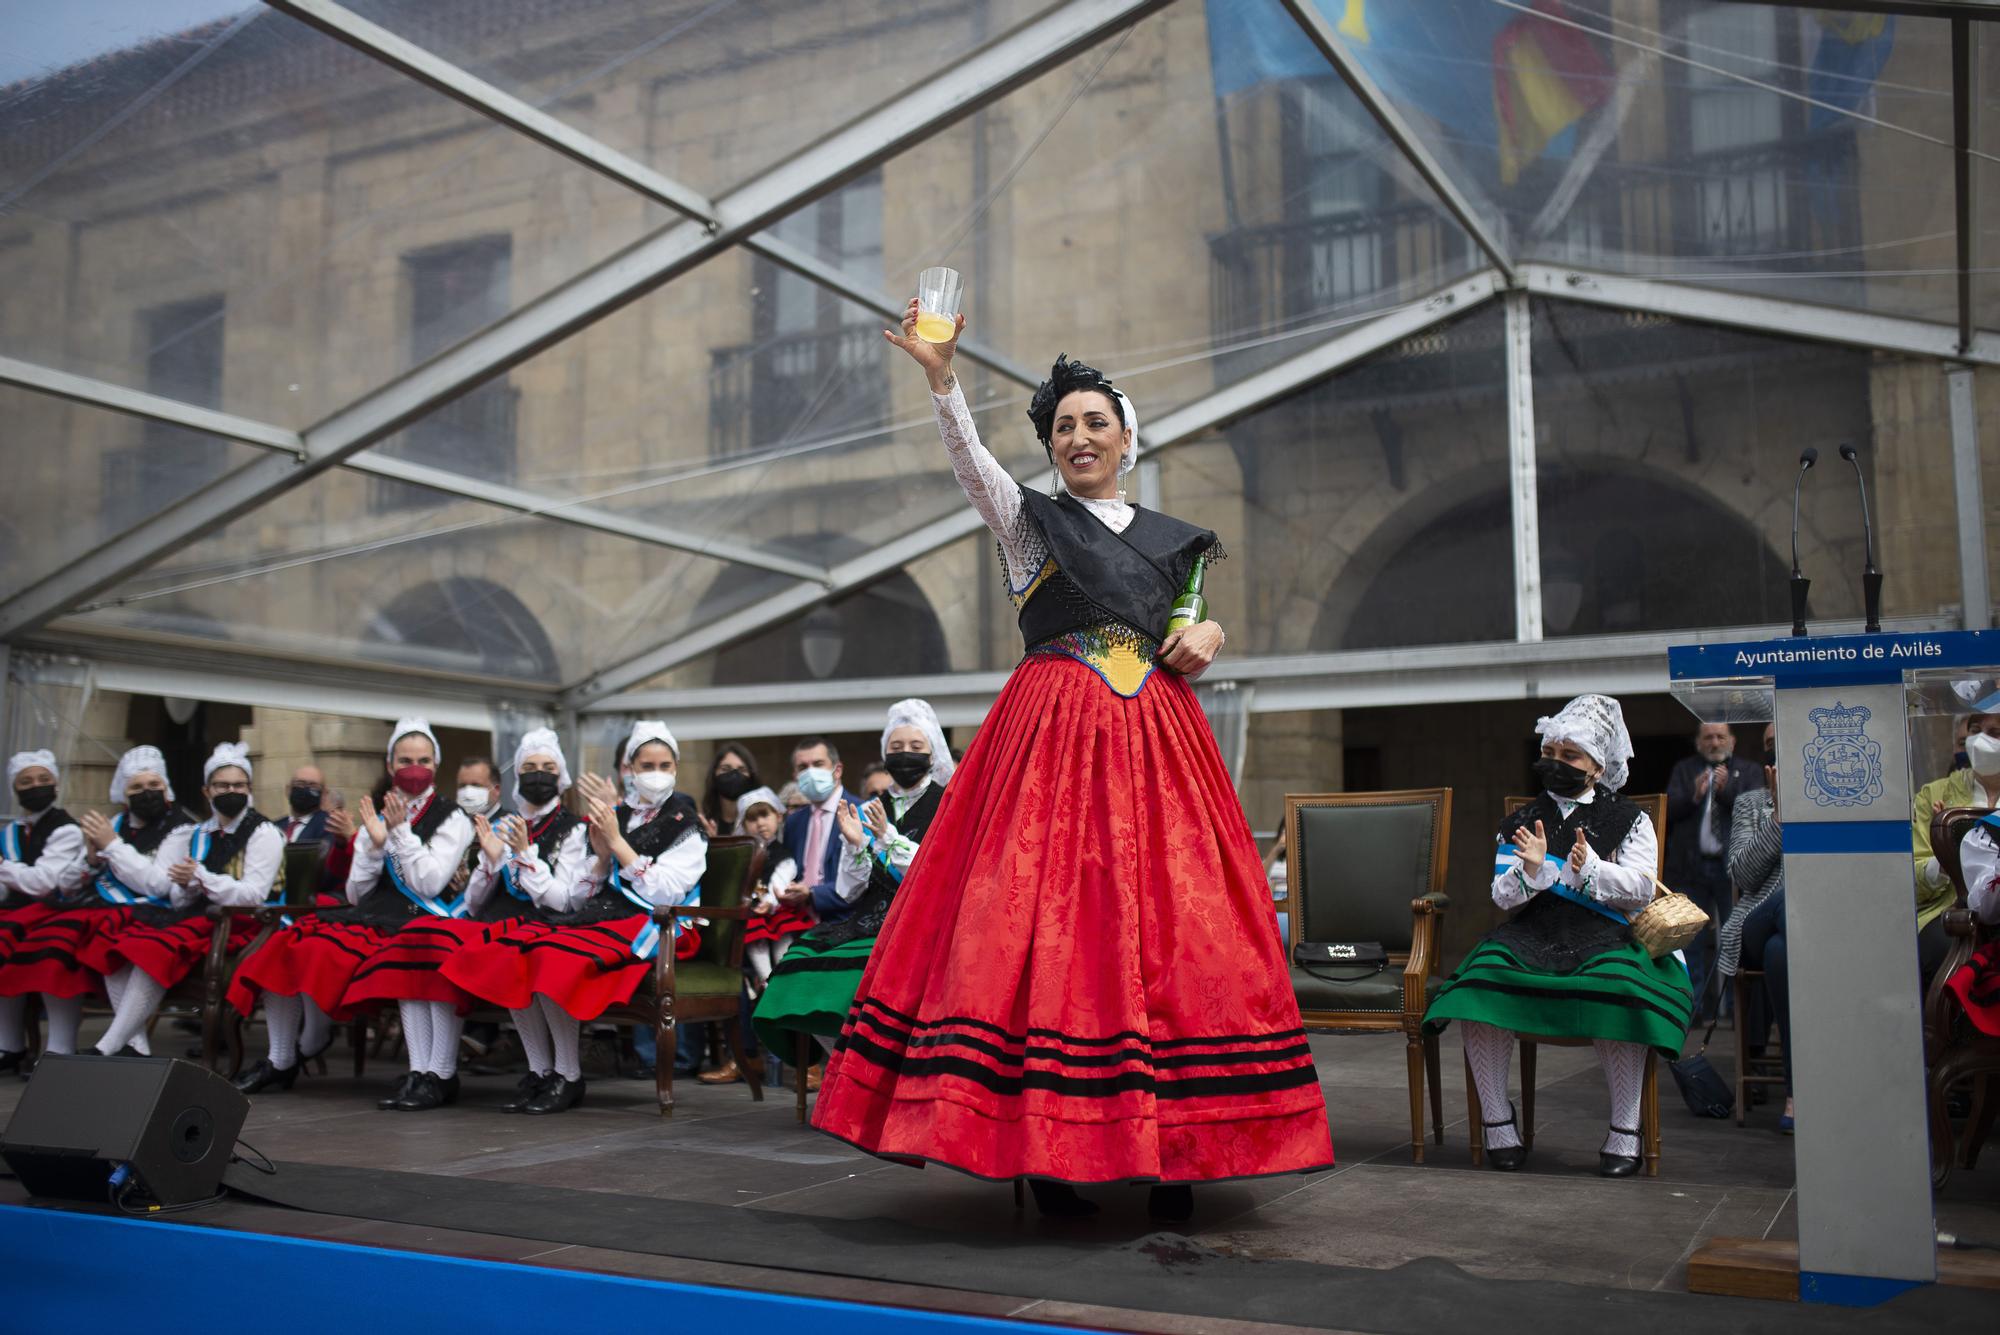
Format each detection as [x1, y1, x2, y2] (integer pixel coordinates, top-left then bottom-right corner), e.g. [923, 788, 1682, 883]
[230, 1137, 275, 1176]
[108, 1176, 228, 1217]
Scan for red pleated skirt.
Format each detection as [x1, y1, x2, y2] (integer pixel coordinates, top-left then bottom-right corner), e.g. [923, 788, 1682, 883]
[1948, 940, 2000, 1037]
[812, 653, 1334, 1186]
[341, 916, 520, 1013]
[744, 905, 816, 945]
[0, 904, 57, 966]
[441, 914, 700, 1022]
[89, 912, 256, 990]
[227, 915, 393, 1020]
[0, 905, 133, 997]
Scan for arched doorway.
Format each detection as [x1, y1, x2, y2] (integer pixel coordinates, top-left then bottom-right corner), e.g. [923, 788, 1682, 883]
[364, 576, 560, 682]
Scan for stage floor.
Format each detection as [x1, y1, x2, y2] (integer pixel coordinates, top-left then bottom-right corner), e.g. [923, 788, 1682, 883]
[3, 1021, 1994, 1334]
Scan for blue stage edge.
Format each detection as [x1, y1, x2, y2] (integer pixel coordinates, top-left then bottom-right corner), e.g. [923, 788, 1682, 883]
[0, 1202, 1085, 1335]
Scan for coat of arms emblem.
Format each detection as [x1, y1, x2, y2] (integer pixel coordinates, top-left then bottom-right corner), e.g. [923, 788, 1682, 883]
[1801, 701, 1884, 808]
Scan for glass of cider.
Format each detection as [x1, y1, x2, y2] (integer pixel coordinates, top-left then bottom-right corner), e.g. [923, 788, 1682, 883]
[915, 267, 963, 343]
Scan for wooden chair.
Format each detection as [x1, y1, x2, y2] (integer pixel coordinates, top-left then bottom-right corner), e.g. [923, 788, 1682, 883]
[1729, 968, 1785, 1127]
[1466, 794, 1668, 1178]
[1284, 789, 1451, 1164]
[1924, 807, 2000, 1187]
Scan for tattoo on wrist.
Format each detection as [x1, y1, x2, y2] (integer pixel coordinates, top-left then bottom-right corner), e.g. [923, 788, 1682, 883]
[937, 371, 956, 392]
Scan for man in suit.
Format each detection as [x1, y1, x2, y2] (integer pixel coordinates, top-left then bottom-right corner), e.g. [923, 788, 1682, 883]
[782, 736, 864, 924]
[279, 765, 331, 846]
[1666, 723, 1765, 1017]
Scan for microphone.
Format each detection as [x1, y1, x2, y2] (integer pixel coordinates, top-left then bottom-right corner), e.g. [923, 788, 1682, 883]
[1839, 444, 1882, 633]
[1790, 447, 1817, 638]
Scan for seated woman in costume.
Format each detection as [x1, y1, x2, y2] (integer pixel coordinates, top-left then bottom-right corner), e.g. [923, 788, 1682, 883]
[752, 698, 951, 1063]
[0, 750, 91, 1067]
[1425, 693, 1693, 1177]
[442, 721, 706, 1114]
[1944, 813, 2000, 1039]
[79, 743, 280, 1057]
[1719, 723, 1791, 1131]
[230, 719, 475, 1096]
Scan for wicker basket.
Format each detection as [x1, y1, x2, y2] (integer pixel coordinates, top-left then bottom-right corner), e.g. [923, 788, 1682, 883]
[1630, 880, 1709, 960]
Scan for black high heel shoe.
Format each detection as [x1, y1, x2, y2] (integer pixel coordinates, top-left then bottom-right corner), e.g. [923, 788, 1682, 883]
[1598, 1125, 1642, 1178]
[1482, 1103, 1527, 1172]
[1027, 1180, 1099, 1218]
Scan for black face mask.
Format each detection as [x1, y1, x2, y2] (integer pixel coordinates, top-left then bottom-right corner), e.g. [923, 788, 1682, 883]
[711, 769, 756, 802]
[1533, 757, 1593, 799]
[517, 771, 561, 806]
[16, 784, 56, 815]
[883, 751, 933, 790]
[128, 790, 171, 824]
[287, 784, 322, 816]
[211, 792, 249, 820]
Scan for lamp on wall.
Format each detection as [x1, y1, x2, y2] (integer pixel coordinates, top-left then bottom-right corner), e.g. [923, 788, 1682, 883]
[800, 606, 844, 680]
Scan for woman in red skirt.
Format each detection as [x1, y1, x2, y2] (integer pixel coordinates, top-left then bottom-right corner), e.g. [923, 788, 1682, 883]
[443, 721, 706, 1115]
[810, 309, 1333, 1220]
[345, 729, 592, 1112]
[230, 719, 474, 1098]
[1947, 815, 2000, 1035]
[68, 746, 193, 1056]
[0, 750, 91, 1069]
[78, 743, 280, 1056]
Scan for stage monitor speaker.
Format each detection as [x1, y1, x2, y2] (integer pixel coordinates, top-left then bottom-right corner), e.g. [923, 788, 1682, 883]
[1, 1054, 249, 1208]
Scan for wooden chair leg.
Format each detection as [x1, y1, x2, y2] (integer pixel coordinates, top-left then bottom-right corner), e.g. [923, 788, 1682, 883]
[1464, 1051, 1484, 1167]
[1963, 1074, 1998, 1171]
[1731, 974, 1750, 1127]
[725, 1017, 763, 1103]
[796, 1032, 812, 1124]
[1424, 1030, 1444, 1144]
[352, 1017, 368, 1077]
[1520, 1041, 1538, 1151]
[1643, 1050, 1661, 1179]
[658, 1011, 676, 1120]
[1405, 1033, 1426, 1164]
[200, 993, 222, 1076]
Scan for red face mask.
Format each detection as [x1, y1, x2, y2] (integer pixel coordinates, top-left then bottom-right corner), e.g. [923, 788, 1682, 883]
[392, 764, 434, 796]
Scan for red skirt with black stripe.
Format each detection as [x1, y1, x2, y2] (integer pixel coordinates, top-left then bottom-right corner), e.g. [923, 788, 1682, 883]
[87, 912, 257, 990]
[0, 903, 58, 967]
[744, 905, 816, 945]
[812, 652, 1334, 1185]
[0, 905, 132, 997]
[341, 916, 523, 1013]
[1948, 940, 2000, 1037]
[441, 913, 700, 1022]
[226, 914, 395, 1020]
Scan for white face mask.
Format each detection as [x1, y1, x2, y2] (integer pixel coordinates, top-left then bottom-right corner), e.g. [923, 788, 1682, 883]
[631, 771, 676, 802]
[456, 785, 496, 816]
[1967, 731, 2000, 777]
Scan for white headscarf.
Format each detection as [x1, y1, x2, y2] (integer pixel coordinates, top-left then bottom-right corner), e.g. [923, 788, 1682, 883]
[387, 717, 441, 765]
[1535, 693, 1635, 793]
[512, 726, 571, 803]
[1113, 390, 1139, 477]
[8, 749, 58, 786]
[731, 785, 785, 835]
[203, 741, 253, 784]
[882, 698, 955, 787]
[623, 720, 678, 765]
[110, 745, 174, 805]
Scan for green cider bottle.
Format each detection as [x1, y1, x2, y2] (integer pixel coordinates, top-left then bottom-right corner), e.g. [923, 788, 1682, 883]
[1165, 554, 1208, 636]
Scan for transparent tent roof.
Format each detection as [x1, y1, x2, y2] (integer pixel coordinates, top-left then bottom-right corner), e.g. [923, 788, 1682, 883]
[1, 0, 1995, 721]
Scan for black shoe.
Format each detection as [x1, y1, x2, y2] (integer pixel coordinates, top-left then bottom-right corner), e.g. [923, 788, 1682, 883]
[1482, 1103, 1527, 1172]
[502, 1071, 551, 1113]
[522, 1074, 585, 1115]
[391, 1072, 451, 1112]
[0, 1050, 23, 1075]
[1148, 1184, 1194, 1223]
[1027, 1180, 1099, 1218]
[1599, 1125, 1642, 1178]
[376, 1071, 420, 1110]
[234, 1059, 301, 1094]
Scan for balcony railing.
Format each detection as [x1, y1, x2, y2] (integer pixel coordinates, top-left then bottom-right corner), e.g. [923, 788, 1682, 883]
[709, 323, 888, 462]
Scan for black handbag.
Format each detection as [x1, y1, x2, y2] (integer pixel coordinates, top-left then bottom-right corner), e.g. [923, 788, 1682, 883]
[1294, 941, 1389, 983]
[1667, 973, 1733, 1119]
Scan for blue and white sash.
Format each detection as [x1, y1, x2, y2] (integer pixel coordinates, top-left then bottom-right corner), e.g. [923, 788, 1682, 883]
[384, 847, 464, 919]
[1500, 839, 1628, 925]
[0, 823, 22, 865]
[605, 859, 699, 962]
[94, 815, 169, 906]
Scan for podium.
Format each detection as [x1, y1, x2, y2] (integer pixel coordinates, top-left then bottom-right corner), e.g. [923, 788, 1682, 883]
[1668, 628, 2000, 1304]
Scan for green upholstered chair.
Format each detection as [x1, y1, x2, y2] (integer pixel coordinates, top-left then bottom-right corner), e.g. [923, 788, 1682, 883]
[1466, 794, 1667, 1177]
[1285, 788, 1452, 1163]
[627, 834, 761, 1117]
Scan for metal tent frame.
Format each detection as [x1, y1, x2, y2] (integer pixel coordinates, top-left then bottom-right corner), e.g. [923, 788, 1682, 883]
[2, 0, 1996, 739]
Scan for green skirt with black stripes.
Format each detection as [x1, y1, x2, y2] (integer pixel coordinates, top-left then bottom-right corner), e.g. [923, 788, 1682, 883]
[751, 932, 876, 1053]
[1423, 937, 1694, 1058]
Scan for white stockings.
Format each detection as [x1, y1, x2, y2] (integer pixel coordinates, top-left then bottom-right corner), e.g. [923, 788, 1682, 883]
[1461, 1021, 1522, 1150]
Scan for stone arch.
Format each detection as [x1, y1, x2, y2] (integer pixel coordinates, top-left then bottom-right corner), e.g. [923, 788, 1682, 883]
[363, 574, 560, 682]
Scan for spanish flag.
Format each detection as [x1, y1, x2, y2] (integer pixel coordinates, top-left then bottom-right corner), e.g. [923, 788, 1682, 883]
[1491, 1, 1613, 186]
